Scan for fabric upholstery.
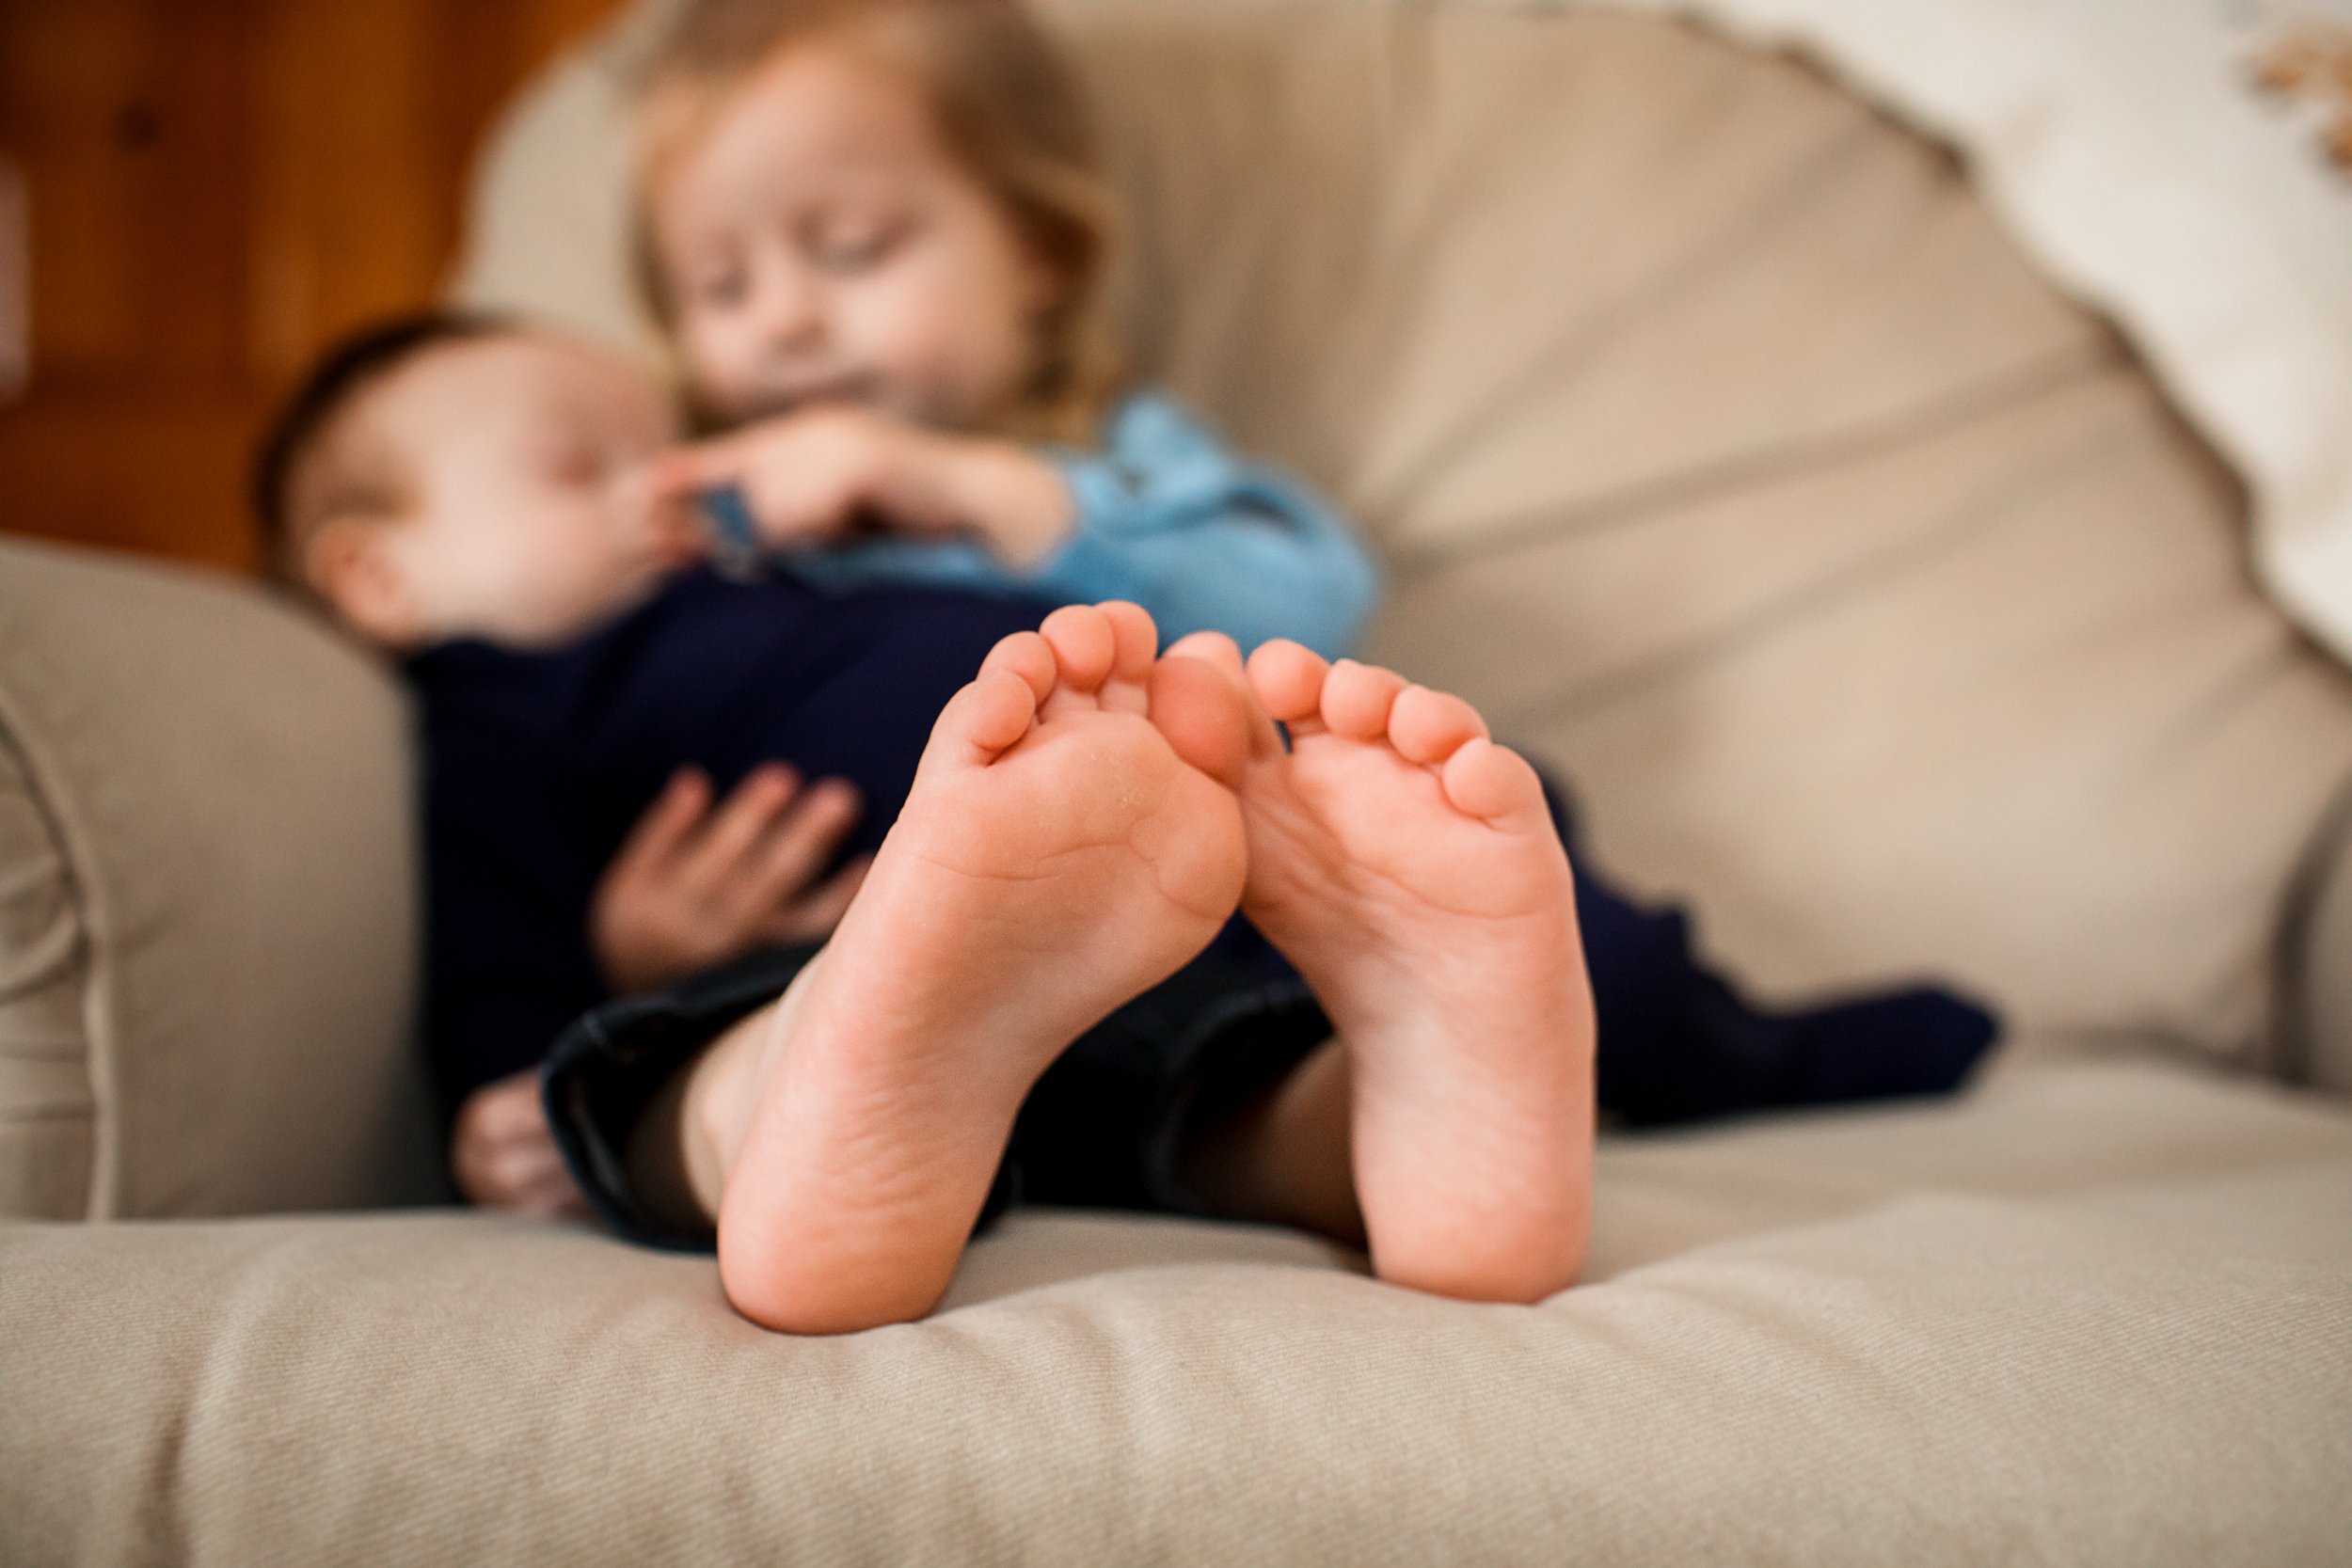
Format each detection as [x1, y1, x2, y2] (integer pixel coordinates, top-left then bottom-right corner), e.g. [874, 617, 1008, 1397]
[1585, 0, 2352, 668]
[2281, 787, 2352, 1097]
[0, 712, 92, 1219]
[455, 0, 2352, 1068]
[7, 5, 2352, 1562]
[0, 539, 440, 1218]
[5, 1061, 2348, 1566]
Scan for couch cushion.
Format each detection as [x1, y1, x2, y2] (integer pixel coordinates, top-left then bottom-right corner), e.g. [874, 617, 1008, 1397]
[0, 720, 92, 1218]
[5, 1061, 2346, 1564]
[455, 0, 2352, 1068]
[0, 539, 440, 1217]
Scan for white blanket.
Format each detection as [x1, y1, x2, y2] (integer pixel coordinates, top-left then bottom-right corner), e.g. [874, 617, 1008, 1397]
[1561, 0, 2352, 660]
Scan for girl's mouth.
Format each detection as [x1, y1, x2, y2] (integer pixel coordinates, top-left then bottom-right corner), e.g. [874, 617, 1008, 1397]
[755, 372, 883, 418]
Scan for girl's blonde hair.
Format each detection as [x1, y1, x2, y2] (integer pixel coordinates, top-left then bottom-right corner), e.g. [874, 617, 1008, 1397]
[633, 0, 1124, 443]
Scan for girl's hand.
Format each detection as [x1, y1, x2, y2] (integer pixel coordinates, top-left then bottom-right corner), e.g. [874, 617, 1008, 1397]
[590, 763, 867, 995]
[648, 406, 1075, 565]
[450, 1069, 591, 1218]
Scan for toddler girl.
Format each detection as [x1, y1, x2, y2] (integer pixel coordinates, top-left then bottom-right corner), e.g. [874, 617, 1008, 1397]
[630, 0, 1380, 658]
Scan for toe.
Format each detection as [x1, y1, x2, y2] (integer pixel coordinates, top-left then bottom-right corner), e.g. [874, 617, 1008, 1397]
[1440, 737, 1550, 825]
[1164, 629, 1245, 678]
[1389, 685, 1490, 767]
[1320, 659, 1408, 741]
[977, 630, 1057, 706]
[1096, 602, 1158, 715]
[1167, 634, 1283, 760]
[922, 667, 1041, 775]
[1247, 641, 1329, 728]
[1040, 605, 1117, 693]
[1099, 602, 1159, 681]
[1149, 657, 1252, 788]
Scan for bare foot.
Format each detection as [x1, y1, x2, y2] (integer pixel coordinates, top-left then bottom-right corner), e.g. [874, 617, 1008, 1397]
[1171, 634, 1596, 1303]
[708, 602, 1252, 1333]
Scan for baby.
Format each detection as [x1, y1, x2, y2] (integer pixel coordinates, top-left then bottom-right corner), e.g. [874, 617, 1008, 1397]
[630, 0, 1379, 658]
[253, 314, 1066, 1160]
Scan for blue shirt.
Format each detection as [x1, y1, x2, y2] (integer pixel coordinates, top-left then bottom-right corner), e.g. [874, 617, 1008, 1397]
[782, 392, 1380, 657]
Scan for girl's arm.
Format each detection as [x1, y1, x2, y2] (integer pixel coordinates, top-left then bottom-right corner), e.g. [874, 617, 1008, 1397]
[1017, 395, 1382, 658]
[655, 398, 1382, 657]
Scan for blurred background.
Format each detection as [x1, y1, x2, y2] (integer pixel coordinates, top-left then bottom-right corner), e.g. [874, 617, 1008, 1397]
[0, 0, 624, 571]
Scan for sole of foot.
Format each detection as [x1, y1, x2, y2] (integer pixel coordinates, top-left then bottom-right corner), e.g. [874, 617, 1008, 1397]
[711, 603, 1251, 1333]
[1169, 633, 1597, 1304]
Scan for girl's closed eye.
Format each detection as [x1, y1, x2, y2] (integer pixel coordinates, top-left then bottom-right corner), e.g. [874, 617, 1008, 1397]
[806, 210, 916, 276]
[688, 257, 752, 311]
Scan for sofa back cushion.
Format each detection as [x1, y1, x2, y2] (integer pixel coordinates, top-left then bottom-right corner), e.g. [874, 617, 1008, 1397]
[1074, 2, 2352, 1066]
[0, 540, 439, 1219]
[456, 0, 2352, 1068]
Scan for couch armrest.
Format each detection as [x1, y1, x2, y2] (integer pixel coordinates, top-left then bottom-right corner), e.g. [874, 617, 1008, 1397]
[0, 539, 440, 1217]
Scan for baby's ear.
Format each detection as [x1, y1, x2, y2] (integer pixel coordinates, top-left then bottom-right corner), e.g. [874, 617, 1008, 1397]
[306, 515, 424, 648]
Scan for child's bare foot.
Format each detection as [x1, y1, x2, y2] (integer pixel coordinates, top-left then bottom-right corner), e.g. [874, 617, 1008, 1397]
[709, 603, 1251, 1333]
[1169, 634, 1596, 1303]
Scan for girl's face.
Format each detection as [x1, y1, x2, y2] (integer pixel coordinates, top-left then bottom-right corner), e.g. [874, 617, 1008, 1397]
[650, 44, 1056, 432]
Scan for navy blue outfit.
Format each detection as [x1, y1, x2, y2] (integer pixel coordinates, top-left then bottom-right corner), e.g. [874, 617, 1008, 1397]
[412, 566, 1994, 1240]
[408, 567, 1053, 1111]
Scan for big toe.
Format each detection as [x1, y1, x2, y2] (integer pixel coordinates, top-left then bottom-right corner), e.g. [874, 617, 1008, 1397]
[1164, 629, 1245, 679]
[1167, 631, 1283, 760]
[1150, 656, 1253, 788]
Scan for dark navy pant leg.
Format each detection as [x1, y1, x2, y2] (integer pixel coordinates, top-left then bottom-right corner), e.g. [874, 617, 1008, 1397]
[1538, 775, 1997, 1125]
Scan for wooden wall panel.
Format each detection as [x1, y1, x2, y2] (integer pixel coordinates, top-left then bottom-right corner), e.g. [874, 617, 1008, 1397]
[0, 0, 623, 570]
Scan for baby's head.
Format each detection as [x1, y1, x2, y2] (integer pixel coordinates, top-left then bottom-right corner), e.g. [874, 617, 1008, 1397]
[255, 315, 689, 651]
[634, 0, 1119, 441]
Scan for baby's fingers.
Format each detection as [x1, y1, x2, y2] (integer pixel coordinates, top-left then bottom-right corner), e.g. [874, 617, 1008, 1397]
[734, 779, 862, 915]
[678, 764, 801, 890]
[611, 768, 713, 879]
[455, 1069, 551, 1147]
[765, 854, 870, 943]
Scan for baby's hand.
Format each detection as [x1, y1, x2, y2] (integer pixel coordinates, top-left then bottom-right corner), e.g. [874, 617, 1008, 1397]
[591, 763, 867, 994]
[450, 1069, 591, 1219]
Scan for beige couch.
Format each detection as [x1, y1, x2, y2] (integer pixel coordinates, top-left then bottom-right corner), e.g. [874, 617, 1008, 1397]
[7, 3, 2351, 1561]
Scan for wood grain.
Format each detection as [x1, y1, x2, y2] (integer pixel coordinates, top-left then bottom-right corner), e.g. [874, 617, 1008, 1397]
[0, 0, 623, 570]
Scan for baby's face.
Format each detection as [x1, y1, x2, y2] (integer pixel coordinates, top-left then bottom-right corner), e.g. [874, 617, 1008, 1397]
[341, 334, 686, 647]
[650, 44, 1052, 432]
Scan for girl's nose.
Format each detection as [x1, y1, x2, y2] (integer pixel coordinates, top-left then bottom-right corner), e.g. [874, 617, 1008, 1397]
[750, 264, 827, 358]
